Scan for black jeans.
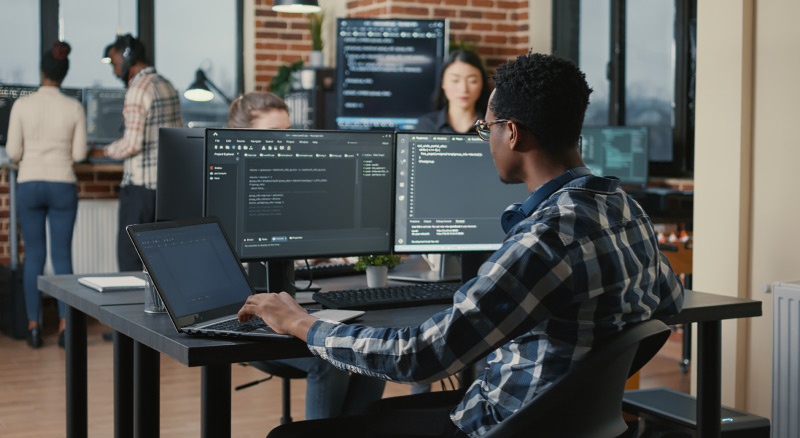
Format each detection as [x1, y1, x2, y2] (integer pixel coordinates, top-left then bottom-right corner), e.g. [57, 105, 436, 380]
[117, 185, 156, 272]
[267, 390, 469, 438]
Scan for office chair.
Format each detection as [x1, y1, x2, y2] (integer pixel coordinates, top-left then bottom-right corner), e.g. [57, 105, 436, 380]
[482, 319, 671, 438]
[239, 361, 309, 424]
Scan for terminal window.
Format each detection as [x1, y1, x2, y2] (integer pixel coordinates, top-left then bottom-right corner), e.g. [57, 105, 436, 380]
[335, 18, 447, 131]
[394, 133, 529, 252]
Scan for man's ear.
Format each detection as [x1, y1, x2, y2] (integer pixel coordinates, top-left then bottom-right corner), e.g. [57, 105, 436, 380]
[508, 120, 524, 151]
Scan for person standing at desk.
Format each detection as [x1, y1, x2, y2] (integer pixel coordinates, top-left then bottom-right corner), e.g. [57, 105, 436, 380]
[99, 34, 182, 272]
[239, 53, 685, 438]
[6, 41, 87, 349]
[228, 91, 386, 419]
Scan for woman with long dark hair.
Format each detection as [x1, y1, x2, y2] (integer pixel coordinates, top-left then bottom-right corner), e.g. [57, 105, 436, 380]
[6, 41, 87, 348]
[416, 49, 491, 133]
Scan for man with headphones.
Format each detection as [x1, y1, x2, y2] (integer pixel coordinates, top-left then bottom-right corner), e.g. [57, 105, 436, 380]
[102, 34, 183, 272]
[237, 53, 685, 438]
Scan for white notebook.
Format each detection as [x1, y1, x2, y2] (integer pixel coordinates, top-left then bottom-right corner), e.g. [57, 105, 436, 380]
[78, 276, 146, 292]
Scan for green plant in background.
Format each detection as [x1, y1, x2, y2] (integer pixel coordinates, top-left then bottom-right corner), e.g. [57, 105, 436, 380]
[450, 39, 478, 53]
[269, 59, 304, 98]
[354, 254, 403, 271]
[308, 12, 325, 51]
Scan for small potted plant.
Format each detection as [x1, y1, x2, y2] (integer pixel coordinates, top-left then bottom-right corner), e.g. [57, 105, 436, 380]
[355, 254, 402, 288]
[307, 11, 325, 67]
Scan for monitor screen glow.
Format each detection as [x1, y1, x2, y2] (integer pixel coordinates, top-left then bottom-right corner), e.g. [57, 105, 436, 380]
[204, 128, 395, 261]
[393, 132, 529, 253]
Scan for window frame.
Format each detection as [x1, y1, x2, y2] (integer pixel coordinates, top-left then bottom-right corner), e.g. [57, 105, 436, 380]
[37, 0, 244, 97]
[553, 0, 696, 179]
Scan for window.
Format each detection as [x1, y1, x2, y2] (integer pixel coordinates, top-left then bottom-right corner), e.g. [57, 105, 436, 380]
[579, 0, 610, 127]
[0, 1, 40, 85]
[555, 0, 696, 177]
[625, 0, 675, 162]
[59, 0, 137, 89]
[155, 0, 239, 128]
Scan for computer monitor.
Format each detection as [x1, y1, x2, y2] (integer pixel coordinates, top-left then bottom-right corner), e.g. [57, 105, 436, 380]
[580, 126, 649, 186]
[156, 127, 205, 222]
[83, 88, 126, 146]
[0, 84, 82, 145]
[335, 18, 448, 131]
[204, 128, 395, 291]
[393, 133, 530, 280]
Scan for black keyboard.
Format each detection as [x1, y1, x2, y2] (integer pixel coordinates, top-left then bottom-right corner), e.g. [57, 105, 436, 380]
[204, 316, 268, 333]
[312, 283, 461, 310]
[295, 263, 357, 280]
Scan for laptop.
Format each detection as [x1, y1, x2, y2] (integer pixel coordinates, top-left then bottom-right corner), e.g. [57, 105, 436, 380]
[126, 217, 364, 340]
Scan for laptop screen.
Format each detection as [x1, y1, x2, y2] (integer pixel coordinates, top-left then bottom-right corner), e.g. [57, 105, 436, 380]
[129, 221, 253, 323]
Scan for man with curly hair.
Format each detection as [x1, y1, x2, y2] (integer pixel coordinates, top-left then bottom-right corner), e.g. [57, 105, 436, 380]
[239, 52, 684, 438]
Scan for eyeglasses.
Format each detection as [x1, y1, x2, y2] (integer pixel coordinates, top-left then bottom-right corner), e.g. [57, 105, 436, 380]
[473, 119, 509, 141]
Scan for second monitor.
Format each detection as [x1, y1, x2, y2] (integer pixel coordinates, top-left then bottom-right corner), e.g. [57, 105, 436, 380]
[393, 133, 530, 281]
[205, 128, 395, 272]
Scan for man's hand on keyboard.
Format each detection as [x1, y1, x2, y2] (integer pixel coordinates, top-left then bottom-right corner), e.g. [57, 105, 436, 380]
[237, 292, 317, 341]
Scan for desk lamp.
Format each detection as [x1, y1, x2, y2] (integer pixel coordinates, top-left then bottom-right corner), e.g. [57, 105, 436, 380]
[184, 69, 233, 104]
[272, 0, 320, 13]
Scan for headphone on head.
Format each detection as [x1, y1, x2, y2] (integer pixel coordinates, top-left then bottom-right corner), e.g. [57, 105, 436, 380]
[115, 34, 138, 86]
[500, 167, 592, 233]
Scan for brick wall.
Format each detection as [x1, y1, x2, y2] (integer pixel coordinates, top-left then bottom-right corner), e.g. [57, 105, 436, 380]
[0, 165, 122, 266]
[252, 0, 531, 91]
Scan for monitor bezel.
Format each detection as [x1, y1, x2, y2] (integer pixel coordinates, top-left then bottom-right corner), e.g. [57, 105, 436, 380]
[203, 127, 397, 262]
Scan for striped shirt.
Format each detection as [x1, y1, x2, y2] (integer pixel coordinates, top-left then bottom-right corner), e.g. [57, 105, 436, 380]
[105, 66, 183, 189]
[306, 174, 684, 437]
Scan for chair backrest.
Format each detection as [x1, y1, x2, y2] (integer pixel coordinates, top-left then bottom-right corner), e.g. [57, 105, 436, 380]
[482, 319, 671, 438]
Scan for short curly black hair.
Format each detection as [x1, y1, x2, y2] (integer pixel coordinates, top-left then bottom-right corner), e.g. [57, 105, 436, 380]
[491, 53, 592, 155]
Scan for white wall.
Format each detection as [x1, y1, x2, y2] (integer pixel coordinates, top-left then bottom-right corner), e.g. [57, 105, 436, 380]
[695, 0, 800, 417]
[746, 0, 800, 416]
[693, 0, 753, 408]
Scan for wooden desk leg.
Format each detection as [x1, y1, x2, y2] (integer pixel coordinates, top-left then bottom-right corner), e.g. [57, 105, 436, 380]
[202, 364, 232, 438]
[66, 306, 87, 438]
[697, 320, 722, 438]
[134, 342, 160, 438]
[114, 332, 134, 438]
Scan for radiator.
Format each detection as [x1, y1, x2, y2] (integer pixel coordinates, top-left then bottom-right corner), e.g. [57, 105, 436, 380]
[44, 199, 119, 275]
[772, 281, 800, 438]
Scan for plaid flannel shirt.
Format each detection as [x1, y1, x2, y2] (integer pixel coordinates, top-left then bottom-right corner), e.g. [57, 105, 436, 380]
[306, 174, 684, 437]
[106, 67, 183, 189]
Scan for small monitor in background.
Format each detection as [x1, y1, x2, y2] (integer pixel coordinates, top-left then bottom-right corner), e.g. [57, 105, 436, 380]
[156, 127, 205, 222]
[580, 126, 649, 186]
[83, 88, 126, 146]
[335, 18, 448, 131]
[0, 84, 83, 145]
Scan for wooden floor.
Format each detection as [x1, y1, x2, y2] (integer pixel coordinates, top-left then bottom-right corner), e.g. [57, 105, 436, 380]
[0, 318, 690, 437]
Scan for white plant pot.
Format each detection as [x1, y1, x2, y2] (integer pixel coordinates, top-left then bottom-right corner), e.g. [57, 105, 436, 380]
[309, 50, 324, 67]
[365, 266, 389, 288]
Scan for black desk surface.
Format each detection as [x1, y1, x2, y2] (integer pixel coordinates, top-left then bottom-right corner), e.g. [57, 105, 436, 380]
[39, 272, 761, 367]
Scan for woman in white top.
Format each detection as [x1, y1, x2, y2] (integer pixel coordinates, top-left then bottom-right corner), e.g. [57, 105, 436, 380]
[6, 41, 87, 349]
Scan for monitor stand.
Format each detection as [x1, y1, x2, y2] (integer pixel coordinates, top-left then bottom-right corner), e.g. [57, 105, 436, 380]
[388, 254, 462, 283]
[247, 261, 297, 295]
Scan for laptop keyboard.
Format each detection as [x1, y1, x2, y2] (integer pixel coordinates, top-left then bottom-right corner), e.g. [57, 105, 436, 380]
[205, 316, 269, 333]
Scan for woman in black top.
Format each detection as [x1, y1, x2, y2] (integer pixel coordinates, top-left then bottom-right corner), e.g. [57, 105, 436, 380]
[415, 50, 491, 133]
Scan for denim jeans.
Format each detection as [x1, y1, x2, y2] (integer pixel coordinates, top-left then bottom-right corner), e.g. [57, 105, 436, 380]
[272, 357, 386, 420]
[17, 181, 78, 322]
